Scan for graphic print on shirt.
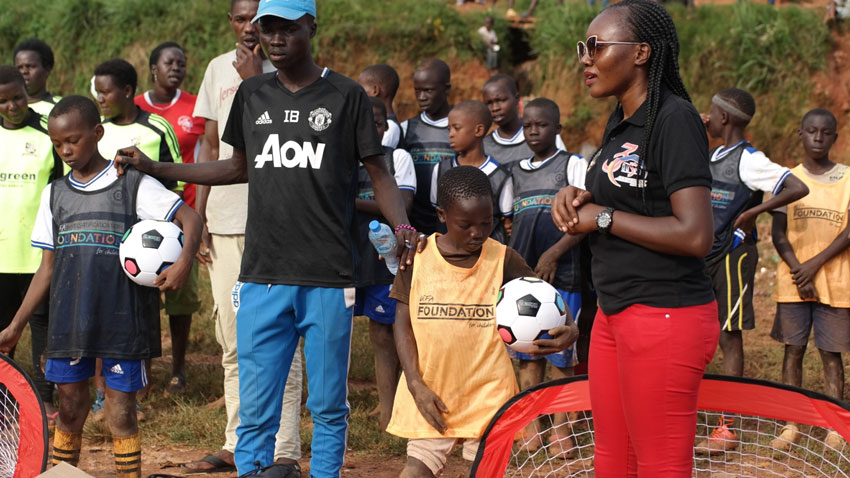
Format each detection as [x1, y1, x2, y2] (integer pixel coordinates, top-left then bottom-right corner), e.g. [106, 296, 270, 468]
[512, 170, 565, 216]
[711, 187, 736, 209]
[308, 107, 332, 131]
[794, 207, 845, 225]
[601, 142, 646, 188]
[416, 294, 495, 326]
[1, 137, 48, 187]
[252, 107, 329, 169]
[177, 115, 195, 133]
[55, 215, 125, 252]
[255, 111, 272, 125]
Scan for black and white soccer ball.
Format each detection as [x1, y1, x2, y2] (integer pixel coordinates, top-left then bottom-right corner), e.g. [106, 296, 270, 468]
[495, 277, 568, 354]
[119, 220, 183, 287]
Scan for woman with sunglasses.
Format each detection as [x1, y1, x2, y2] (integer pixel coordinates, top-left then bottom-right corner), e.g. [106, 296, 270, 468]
[552, 0, 718, 475]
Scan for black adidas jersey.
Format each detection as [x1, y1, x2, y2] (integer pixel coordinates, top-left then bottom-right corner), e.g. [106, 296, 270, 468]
[222, 68, 384, 287]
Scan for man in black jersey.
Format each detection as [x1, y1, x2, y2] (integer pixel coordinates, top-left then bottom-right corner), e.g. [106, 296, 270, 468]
[115, 1, 422, 476]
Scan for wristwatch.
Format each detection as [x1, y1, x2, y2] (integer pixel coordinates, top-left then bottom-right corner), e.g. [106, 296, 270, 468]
[596, 207, 615, 234]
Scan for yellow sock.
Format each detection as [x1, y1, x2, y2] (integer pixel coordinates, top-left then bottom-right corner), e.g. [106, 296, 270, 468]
[112, 433, 141, 478]
[52, 429, 82, 466]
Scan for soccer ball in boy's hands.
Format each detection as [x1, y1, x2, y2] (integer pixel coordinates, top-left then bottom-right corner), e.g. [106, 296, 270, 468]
[119, 220, 184, 287]
[495, 277, 568, 354]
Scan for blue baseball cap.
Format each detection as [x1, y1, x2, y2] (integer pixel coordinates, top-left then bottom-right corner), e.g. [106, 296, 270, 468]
[252, 0, 317, 23]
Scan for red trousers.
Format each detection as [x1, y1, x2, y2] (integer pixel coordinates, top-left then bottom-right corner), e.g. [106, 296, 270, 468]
[589, 302, 719, 477]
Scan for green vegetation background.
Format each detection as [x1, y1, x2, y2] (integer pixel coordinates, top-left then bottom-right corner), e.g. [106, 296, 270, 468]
[0, 0, 831, 162]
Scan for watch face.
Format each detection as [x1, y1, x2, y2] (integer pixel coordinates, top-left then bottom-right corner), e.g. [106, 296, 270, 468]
[597, 211, 612, 229]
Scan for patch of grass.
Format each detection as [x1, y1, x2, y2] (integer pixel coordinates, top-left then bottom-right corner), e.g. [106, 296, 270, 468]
[317, 0, 484, 62]
[350, 316, 377, 383]
[147, 396, 229, 450]
[529, 1, 829, 162]
[0, 0, 232, 96]
[675, 2, 830, 164]
[14, 326, 33, 375]
[346, 389, 406, 456]
[0, 0, 491, 98]
[0, 0, 832, 163]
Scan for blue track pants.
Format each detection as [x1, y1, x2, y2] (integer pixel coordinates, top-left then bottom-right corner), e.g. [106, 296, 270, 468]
[234, 282, 354, 477]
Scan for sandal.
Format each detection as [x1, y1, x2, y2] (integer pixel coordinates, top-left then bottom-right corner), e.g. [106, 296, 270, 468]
[182, 454, 237, 474]
[164, 376, 187, 396]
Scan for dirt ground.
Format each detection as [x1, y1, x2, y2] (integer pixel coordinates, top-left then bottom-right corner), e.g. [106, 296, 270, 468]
[75, 446, 471, 478]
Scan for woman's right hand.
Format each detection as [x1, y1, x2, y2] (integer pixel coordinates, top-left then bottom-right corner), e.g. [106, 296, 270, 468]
[552, 186, 593, 233]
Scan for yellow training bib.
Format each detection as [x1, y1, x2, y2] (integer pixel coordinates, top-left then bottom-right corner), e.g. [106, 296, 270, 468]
[387, 236, 518, 439]
[774, 164, 850, 307]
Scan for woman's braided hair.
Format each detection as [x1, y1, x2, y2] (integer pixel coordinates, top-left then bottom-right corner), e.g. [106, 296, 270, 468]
[606, 0, 690, 210]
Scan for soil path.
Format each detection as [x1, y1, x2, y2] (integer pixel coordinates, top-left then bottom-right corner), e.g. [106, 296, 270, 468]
[75, 446, 471, 478]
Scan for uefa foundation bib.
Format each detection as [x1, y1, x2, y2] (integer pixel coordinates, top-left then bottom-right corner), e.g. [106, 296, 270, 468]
[387, 236, 518, 439]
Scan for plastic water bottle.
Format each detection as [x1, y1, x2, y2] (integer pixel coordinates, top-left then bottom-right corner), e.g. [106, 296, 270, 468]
[368, 220, 399, 275]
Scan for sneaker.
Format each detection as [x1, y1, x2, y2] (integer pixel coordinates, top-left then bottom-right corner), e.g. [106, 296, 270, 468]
[91, 390, 105, 422]
[770, 424, 800, 451]
[695, 423, 738, 455]
[239, 463, 301, 478]
[825, 430, 845, 450]
[261, 464, 301, 478]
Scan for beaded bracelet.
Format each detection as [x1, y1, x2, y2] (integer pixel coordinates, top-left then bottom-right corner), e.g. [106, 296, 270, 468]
[394, 224, 417, 235]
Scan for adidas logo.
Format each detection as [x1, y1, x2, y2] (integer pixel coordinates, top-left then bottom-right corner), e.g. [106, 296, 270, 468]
[375, 305, 385, 314]
[109, 364, 124, 375]
[255, 111, 272, 125]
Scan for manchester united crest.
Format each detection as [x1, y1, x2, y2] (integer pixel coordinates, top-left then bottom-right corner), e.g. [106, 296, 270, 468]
[308, 107, 332, 132]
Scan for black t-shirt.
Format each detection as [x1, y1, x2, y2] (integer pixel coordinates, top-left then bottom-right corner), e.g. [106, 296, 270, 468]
[222, 69, 384, 287]
[585, 89, 714, 314]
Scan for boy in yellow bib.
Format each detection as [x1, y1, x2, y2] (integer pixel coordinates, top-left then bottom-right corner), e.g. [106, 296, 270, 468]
[771, 108, 850, 450]
[388, 166, 579, 477]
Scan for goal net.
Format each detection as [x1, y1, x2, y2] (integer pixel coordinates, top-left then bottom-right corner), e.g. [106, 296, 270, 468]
[471, 374, 850, 477]
[0, 354, 48, 478]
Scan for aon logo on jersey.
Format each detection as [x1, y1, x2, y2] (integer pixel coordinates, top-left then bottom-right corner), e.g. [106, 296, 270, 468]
[254, 134, 326, 169]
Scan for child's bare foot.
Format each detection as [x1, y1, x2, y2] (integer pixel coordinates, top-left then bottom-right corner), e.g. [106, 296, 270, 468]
[517, 425, 543, 453]
[547, 433, 575, 459]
